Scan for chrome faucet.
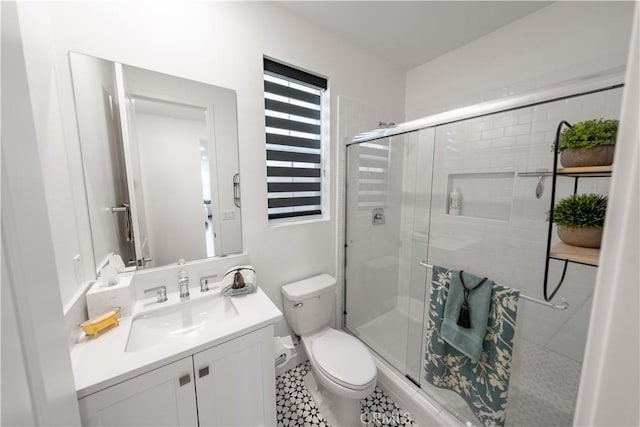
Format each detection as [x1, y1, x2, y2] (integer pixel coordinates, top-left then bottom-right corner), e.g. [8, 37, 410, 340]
[144, 285, 167, 304]
[179, 270, 190, 300]
[200, 274, 218, 293]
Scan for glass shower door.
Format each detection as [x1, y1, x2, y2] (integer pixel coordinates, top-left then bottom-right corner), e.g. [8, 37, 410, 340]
[345, 85, 622, 427]
[420, 88, 622, 426]
[345, 128, 435, 382]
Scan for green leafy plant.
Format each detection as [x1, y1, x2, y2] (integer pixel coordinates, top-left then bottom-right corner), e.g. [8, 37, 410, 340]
[557, 119, 618, 152]
[552, 194, 607, 229]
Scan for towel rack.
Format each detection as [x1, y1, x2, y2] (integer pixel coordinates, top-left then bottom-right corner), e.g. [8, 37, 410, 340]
[418, 261, 569, 310]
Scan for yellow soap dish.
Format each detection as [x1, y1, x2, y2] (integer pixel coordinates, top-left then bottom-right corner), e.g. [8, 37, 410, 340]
[80, 307, 121, 338]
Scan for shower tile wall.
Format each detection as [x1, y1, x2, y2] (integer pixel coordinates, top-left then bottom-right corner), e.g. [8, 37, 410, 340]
[422, 87, 623, 363]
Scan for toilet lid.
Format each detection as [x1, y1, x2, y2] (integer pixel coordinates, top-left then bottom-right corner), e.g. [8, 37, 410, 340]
[311, 330, 376, 390]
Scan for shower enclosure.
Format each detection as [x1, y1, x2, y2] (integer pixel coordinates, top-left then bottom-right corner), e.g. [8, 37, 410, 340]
[344, 76, 623, 426]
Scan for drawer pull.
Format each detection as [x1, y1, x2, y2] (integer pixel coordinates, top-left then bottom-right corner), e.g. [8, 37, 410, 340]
[199, 366, 210, 378]
[179, 374, 191, 386]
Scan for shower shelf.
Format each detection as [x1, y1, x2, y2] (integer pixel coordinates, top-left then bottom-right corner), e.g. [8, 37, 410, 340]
[543, 120, 613, 301]
[549, 242, 600, 267]
[556, 165, 613, 177]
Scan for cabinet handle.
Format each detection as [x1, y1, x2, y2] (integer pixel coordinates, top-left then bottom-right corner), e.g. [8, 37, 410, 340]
[179, 374, 191, 386]
[199, 366, 210, 378]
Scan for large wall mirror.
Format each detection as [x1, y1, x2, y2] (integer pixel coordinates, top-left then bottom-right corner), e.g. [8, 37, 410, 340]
[69, 52, 242, 271]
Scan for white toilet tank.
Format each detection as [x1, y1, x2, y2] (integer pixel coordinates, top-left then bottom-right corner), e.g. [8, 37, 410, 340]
[281, 274, 336, 336]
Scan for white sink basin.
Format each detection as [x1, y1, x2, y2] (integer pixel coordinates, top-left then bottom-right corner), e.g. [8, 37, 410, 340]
[126, 295, 239, 352]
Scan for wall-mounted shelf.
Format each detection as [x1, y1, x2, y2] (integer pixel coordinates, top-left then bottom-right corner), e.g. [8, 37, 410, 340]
[543, 120, 612, 301]
[549, 242, 600, 267]
[556, 165, 613, 177]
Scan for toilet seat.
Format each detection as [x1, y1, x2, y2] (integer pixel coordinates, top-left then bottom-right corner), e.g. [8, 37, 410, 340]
[310, 329, 376, 391]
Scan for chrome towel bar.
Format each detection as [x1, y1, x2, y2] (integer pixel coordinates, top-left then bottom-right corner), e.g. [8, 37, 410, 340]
[418, 261, 569, 310]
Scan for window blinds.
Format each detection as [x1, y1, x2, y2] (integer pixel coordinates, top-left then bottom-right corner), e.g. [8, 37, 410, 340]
[264, 58, 327, 221]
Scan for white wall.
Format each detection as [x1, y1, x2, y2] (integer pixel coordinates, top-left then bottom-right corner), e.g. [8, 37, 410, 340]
[405, 1, 635, 119]
[15, 4, 96, 305]
[1, 268, 36, 426]
[16, 2, 406, 333]
[1, 1, 81, 423]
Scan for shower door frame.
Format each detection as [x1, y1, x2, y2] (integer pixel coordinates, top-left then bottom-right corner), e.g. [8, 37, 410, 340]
[347, 73, 624, 147]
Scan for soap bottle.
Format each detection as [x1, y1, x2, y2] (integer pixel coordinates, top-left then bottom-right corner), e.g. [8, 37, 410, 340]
[449, 188, 461, 215]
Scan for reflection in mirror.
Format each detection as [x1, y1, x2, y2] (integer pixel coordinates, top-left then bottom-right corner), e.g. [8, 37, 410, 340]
[70, 52, 241, 272]
[130, 97, 212, 265]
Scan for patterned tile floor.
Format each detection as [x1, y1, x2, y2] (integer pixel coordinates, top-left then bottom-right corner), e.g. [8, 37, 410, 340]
[276, 361, 416, 427]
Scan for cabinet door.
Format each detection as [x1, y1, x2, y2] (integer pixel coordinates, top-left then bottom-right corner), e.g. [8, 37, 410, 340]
[194, 325, 276, 427]
[78, 357, 197, 426]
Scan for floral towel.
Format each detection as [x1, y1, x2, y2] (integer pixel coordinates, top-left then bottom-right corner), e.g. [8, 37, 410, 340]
[424, 266, 520, 427]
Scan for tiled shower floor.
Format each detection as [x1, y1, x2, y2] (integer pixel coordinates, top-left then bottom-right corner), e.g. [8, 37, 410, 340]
[276, 361, 416, 427]
[357, 308, 582, 426]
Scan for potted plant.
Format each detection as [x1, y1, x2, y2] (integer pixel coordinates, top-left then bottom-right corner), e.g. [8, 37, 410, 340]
[558, 118, 618, 167]
[552, 193, 607, 248]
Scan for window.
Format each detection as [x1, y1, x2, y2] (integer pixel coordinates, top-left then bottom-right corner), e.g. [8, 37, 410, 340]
[263, 58, 327, 222]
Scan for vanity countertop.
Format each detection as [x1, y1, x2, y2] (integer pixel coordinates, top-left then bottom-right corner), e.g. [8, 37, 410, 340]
[71, 286, 282, 398]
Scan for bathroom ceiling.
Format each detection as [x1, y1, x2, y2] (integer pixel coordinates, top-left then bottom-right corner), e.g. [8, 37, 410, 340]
[278, 1, 552, 70]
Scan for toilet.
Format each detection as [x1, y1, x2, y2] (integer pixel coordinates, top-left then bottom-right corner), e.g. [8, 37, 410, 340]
[281, 274, 377, 427]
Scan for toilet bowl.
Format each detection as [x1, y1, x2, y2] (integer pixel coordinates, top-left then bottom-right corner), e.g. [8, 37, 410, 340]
[281, 274, 377, 426]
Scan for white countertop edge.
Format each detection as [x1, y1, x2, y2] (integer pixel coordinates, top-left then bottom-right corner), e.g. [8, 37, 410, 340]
[72, 287, 283, 399]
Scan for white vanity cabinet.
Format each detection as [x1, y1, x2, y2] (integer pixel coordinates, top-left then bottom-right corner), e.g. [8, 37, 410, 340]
[194, 325, 276, 426]
[78, 326, 275, 427]
[78, 356, 198, 426]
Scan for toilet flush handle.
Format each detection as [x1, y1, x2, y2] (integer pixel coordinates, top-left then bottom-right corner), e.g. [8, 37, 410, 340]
[293, 302, 303, 308]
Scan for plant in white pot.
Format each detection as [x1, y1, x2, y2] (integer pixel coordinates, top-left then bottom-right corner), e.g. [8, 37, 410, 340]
[558, 119, 618, 167]
[552, 193, 607, 248]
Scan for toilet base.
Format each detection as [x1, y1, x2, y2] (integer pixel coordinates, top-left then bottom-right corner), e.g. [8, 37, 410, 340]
[304, 371, 364, 427]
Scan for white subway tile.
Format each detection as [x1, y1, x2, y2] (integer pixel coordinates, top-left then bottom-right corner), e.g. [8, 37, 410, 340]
[493, 115, 518, 129]
[505, 123, 532, 137]
[532, 121, 557, 133]
[469, 121, 493, 132]
[518, 112, 534, 125]
[533, 110, 548, 121]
